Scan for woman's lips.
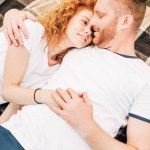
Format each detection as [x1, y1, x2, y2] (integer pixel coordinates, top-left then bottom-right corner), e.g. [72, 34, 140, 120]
[77, 34, 87, 43]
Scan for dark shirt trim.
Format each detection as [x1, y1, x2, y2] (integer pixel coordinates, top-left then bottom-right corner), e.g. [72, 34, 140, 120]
[115, 53, 139, 59]
[105, 48, 139, 59]
[129, 113, 150, 123]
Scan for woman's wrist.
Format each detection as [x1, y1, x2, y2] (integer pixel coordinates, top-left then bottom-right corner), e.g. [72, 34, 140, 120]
[35, 89, 53, 104]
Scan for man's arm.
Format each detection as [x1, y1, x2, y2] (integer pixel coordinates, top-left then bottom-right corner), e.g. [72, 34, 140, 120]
[50, 88, 150, 150]
[3, 9, 37, 46]
[77, 117, 150, 150]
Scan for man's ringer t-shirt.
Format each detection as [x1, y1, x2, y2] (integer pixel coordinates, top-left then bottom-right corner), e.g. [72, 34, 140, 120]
[2, 46, 150, 150]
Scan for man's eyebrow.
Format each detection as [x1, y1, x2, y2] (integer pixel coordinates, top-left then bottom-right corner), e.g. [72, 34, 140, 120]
[96, 10, 106, 15]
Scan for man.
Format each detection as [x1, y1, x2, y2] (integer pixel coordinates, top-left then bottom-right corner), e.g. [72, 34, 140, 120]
[2, 0, 150, 150]
[46, 0, 150, 149]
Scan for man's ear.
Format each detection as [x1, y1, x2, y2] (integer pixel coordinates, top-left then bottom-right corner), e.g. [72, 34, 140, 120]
[119, 15, 134, 30]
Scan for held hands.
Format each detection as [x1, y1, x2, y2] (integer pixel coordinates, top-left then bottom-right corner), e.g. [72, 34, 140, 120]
[50, 88, 94, 132]
[3, 9, 37, 46]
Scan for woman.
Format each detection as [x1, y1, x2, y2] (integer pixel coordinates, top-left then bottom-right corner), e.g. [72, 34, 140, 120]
[0, 0, 95, 124]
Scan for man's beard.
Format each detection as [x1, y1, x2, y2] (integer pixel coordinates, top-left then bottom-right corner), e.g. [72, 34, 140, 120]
[93, 18, 118, 48]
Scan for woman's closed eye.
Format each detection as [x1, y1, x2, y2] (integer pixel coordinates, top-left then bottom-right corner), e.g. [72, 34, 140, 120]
[82, 20, 88, 25]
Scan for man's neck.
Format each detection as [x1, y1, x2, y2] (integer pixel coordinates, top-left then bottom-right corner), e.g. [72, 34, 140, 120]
[103, 33, 136, 57]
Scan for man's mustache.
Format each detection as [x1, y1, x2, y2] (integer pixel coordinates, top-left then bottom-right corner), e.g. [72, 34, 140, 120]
[92, 26, 99, 32]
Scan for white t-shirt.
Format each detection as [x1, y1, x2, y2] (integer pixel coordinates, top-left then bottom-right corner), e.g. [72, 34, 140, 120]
[0, 20, 59, 104]
[2, 46, 150, 150]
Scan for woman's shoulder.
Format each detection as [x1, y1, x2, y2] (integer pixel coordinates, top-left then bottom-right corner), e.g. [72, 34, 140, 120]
[23, 19, 42, 27]
[21, 20, 45, 53]
[23, 19, 45, 36]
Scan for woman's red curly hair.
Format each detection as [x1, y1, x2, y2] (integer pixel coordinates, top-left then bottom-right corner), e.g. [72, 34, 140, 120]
[39, 0, 96, 50]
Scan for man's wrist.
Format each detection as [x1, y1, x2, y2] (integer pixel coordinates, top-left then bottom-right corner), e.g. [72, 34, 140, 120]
[78, 119, 101, 138]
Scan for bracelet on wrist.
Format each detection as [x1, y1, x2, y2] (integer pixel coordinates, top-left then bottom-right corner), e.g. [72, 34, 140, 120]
[34, 88, 43, 104]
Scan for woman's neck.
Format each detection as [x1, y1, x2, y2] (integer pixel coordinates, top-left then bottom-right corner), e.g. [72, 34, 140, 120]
[48, 37, 72, 55]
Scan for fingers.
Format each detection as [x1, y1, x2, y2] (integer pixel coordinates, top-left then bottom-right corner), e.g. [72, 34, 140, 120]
[51, 91, 66, 108]
[49, 104, 64, 116]
[6, 24, 18, 46]
[67, 88, 79, 100]
[25, 11, 38, 21]
[12, 23, 23, 45]
[56, 88, 72, 103]
[3, 27, 11, 45]
[83, 93, 92, 107]
[78, 92, 84, 97]
[17, 20, 29, 39]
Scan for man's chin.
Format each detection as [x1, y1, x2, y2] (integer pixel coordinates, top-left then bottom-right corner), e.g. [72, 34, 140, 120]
[93, 38, 100, 46]
[93, 40, 104, 48]
[93, 38, 111, 49]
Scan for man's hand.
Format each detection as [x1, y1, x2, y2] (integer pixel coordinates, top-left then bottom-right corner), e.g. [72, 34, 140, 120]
[3, 9, 37, 46]
[50, 88, 94, 132]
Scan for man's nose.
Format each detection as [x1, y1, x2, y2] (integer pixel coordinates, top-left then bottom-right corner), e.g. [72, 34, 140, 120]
[90, 15, 96, 26]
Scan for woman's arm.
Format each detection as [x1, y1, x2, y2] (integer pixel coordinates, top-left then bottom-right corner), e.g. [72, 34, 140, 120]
[2, 44, 57, 106]
[0, 103, 21, 124]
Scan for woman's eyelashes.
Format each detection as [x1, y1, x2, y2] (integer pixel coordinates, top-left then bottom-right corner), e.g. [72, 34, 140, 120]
[81, 19, 88, 25]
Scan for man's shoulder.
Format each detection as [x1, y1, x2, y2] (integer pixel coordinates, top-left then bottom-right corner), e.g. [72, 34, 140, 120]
[136, 59, 150, 78]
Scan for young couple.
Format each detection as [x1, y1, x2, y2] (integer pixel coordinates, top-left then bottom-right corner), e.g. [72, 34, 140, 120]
[0, 0, 150, 150]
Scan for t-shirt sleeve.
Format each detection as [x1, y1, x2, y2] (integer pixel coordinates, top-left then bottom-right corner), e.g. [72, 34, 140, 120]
[21, 19, 44, 53]
[129, 81, 150, 123]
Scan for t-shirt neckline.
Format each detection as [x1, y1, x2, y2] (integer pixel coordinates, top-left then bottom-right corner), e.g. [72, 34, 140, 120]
[104, 48, 139, 59]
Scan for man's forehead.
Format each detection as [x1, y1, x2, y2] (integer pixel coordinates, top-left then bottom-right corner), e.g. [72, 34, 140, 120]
[94, 0, 114, 13]
[94, 0, 113, 12]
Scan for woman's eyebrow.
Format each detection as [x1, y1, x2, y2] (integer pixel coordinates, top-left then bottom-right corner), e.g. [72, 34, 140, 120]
[83, 16, 90, 21]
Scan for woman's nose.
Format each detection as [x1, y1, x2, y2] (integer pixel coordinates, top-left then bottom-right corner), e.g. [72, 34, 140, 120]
[84, 26, 92, 35]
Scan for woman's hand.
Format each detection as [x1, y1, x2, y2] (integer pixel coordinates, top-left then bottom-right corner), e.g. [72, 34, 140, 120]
[50, 88, 94, 132]
[3, 9, 37, 46]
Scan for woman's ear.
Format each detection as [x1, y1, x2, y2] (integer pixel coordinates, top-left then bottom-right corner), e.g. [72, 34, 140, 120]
[119, 15, 134, 30]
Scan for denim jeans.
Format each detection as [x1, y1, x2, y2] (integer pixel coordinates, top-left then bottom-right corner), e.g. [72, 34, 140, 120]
[0, 126, 24, 150]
